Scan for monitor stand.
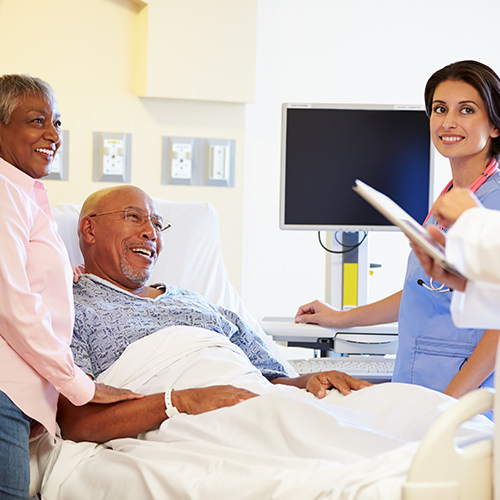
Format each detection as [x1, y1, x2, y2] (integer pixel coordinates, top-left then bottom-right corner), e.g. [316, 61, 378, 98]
[325, 231, 369, 310]
[282, 231, 396, 358]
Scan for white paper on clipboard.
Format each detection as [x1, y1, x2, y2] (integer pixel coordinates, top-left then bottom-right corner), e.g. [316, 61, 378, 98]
[353, 179, 464, 278]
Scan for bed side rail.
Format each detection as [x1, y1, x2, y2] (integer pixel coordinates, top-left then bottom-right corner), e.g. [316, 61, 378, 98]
[403, 387, 494, 500]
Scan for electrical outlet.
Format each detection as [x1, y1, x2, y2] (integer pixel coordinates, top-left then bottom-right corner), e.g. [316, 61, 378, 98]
[171, 142, 193, 179]
[93, 132, 131, 182]
[102, 138, 125, 176]
[162, 137, 195, 185]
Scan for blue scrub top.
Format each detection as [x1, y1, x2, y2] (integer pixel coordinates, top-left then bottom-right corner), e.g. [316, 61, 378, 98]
[393, 171, 500, 393]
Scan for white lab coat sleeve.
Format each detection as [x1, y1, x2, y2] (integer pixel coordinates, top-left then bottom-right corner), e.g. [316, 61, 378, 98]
[450, 282, 500, 328]
[447, 207, 500, 282]
[447, 207, 500, 328]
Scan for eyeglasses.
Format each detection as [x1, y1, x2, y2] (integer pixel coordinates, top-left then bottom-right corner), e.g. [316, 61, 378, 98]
[89, 208, 171, 233]
[417, 278, 451, 293]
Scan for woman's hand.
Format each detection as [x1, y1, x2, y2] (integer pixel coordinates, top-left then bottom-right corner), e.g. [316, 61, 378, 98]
[90, 383, 145, 404]
[72, 264, 85, 283]
[295, 300, 345, 328]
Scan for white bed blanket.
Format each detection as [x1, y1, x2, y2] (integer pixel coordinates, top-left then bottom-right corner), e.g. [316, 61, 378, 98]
[40, 326, 494, 500]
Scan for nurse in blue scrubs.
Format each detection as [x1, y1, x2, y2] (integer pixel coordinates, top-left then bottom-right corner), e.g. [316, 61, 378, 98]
[295, 60, 500, 403]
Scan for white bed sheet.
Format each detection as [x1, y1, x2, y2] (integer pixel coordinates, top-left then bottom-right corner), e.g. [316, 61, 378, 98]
[39, 326, 493, 500]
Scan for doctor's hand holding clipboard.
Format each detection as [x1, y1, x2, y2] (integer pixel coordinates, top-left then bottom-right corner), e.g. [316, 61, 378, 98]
[409, 188, 482, 292]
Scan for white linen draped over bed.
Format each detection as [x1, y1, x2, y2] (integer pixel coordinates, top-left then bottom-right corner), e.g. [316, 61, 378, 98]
[40, 326, 493, 500]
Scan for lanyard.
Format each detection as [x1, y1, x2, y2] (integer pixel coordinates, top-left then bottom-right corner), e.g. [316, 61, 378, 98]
[423, 157, 499, 226]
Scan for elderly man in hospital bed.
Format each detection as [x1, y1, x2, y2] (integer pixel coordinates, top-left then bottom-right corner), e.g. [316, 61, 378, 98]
[57, 185, 370, 443]
[38, 185, 494, 500]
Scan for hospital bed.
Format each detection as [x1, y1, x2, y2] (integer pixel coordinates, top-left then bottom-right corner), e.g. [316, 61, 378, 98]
[29, 198, 496, 499]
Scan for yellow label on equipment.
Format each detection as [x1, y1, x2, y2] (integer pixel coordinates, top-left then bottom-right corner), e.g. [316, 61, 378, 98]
[343, 263, 358, 307]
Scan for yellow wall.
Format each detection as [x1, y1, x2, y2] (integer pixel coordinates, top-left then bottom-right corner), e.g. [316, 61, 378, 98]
[0, 0, 252, 291]
[139, 0, 257, 102]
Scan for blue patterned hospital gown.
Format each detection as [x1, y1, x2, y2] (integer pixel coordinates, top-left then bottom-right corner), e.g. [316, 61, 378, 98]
[71, 274, 289, 380]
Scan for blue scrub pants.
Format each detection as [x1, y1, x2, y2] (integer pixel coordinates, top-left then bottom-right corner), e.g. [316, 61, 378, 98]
[0, 391, 33, 499]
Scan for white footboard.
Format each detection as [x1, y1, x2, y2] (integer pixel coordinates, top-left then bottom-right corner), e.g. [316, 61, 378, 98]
[403, 387, 494, 500]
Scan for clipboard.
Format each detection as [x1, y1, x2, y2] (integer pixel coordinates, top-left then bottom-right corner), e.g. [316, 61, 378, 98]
[353, 179, 464, 278]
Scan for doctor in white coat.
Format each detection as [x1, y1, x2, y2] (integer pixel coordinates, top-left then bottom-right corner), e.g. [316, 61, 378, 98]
[411, 187, 500, 500]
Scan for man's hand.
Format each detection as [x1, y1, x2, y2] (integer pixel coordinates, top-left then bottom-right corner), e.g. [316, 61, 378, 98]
[271, 372, 371, 398]
[91, 383, 145, 404]
[304, 371, 371, 398]
[172, 385, 259, 415]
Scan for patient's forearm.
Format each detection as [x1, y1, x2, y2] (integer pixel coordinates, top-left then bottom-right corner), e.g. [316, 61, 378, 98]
[57, 393, 167, 443]
[57, 385, 259, 443]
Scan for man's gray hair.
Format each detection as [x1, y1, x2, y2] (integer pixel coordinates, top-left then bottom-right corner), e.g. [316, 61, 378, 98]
[0, 74, 56, 125]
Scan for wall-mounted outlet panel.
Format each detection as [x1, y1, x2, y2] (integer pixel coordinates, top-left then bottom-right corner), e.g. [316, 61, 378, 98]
[205, 139, 235, 186]
[162, 137, 195, 185]
[46, 130, 69, 180]
[162, 136, 235, 187]
[93, 132, 131, 182]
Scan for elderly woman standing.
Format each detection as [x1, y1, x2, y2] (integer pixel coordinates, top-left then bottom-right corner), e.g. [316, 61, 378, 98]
[0, 75, 139, 499]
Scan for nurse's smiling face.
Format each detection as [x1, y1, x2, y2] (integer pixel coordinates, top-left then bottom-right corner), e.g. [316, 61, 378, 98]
[429, 80, 499, 165]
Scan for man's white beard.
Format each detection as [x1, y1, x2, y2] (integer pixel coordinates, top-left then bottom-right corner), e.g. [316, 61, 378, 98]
[120, 256, 151, 285]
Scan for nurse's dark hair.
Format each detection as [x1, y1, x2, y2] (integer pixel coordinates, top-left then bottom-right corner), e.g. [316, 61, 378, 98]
[0, 74, 56, 126]
[424, 60, 500, 158]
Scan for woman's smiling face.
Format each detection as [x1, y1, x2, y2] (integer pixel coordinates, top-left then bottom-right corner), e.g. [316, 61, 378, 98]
[430, 79, 499, 164]
[0, 94, 62, 179]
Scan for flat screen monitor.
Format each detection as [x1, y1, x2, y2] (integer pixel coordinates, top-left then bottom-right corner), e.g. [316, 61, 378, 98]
[280, 103, 434, 231]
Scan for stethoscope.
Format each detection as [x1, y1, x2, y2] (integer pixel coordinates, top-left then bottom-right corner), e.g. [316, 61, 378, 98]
[423, 157, 499, 226]
[418, 158, 499, 292]
[417, 278, 451, 293]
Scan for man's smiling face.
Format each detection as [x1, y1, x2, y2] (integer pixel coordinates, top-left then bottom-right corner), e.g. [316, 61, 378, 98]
[85, 186, 164, 292]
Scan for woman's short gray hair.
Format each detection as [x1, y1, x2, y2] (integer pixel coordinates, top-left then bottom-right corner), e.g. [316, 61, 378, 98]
[0, 74, 56, 125]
